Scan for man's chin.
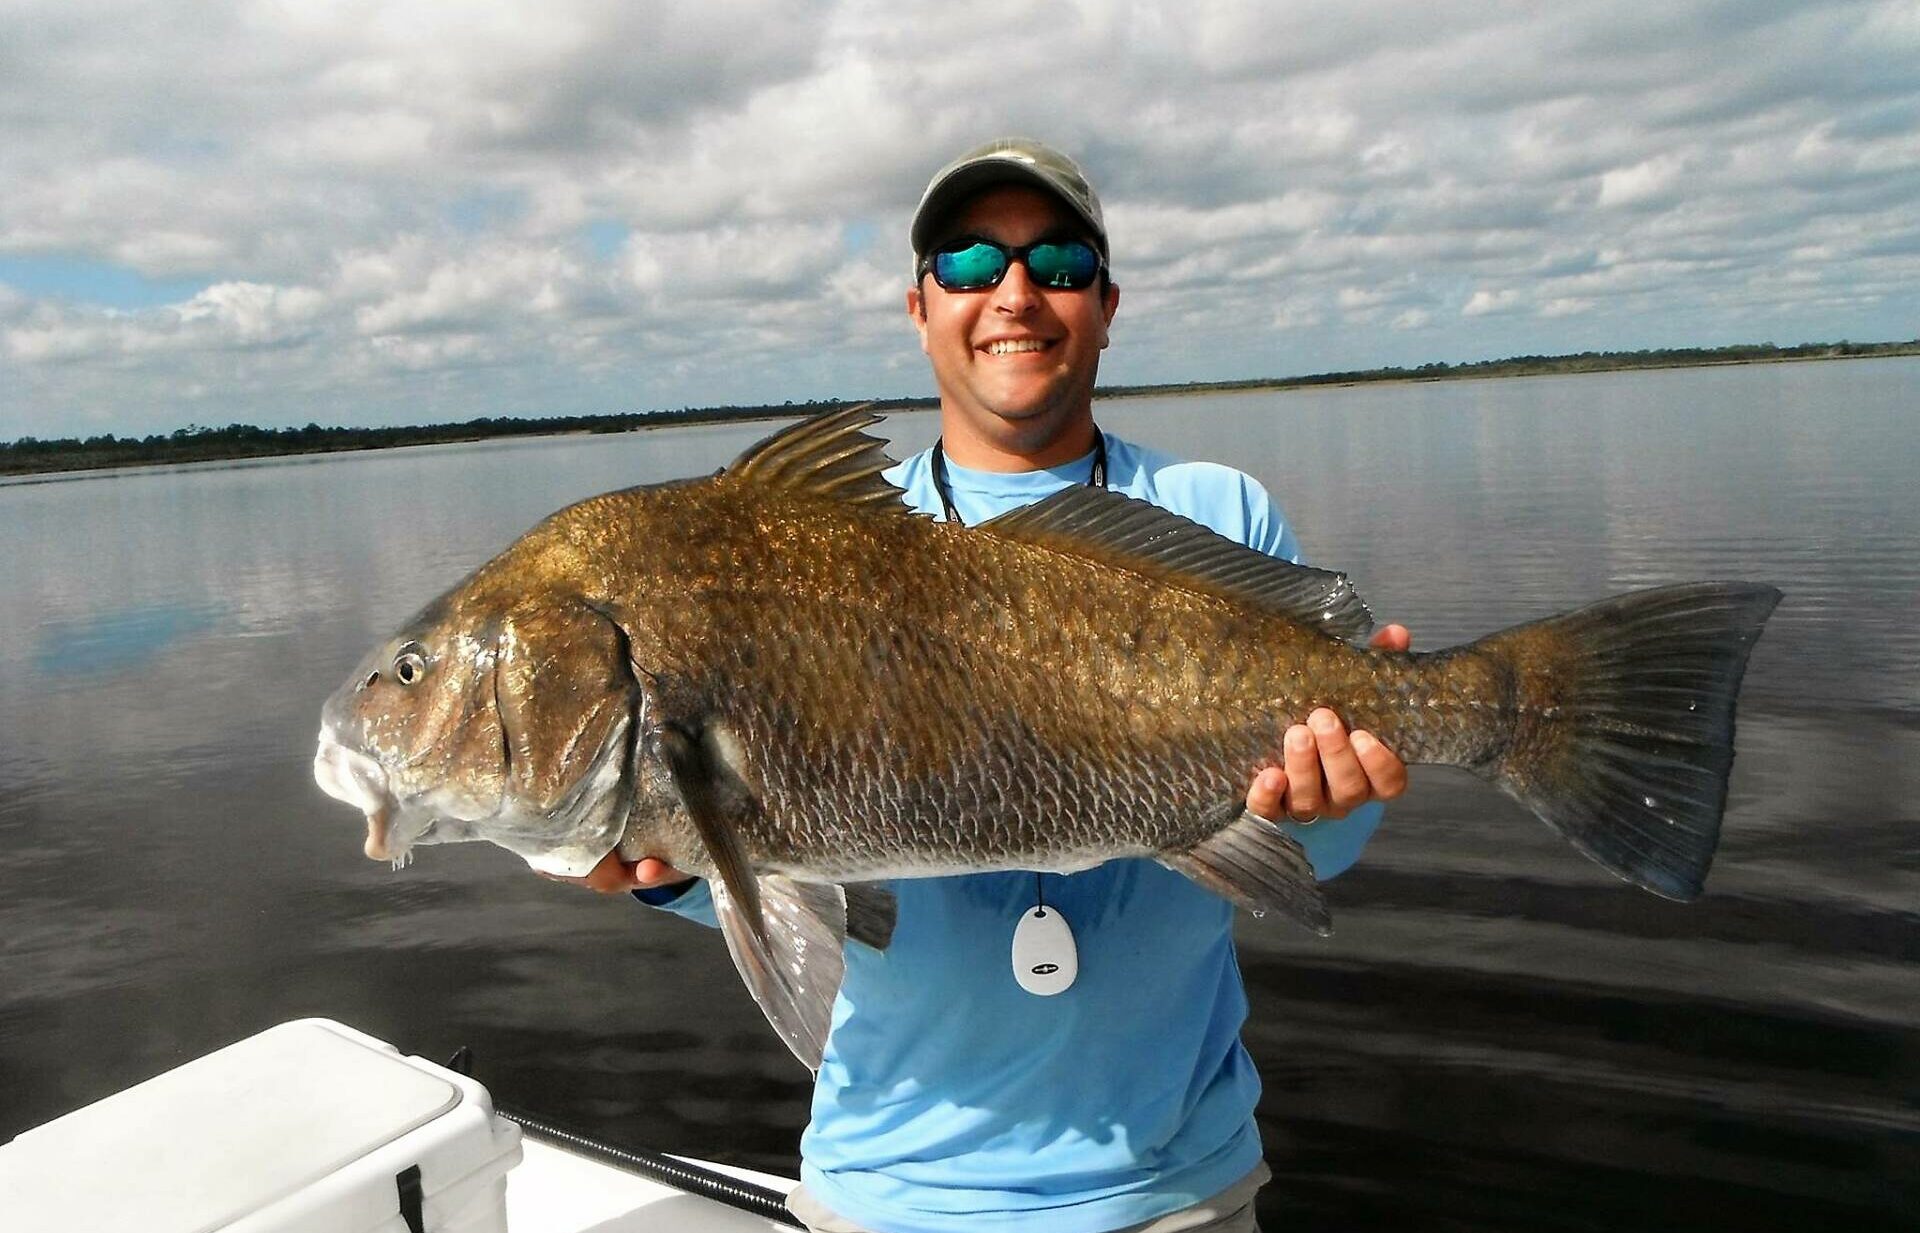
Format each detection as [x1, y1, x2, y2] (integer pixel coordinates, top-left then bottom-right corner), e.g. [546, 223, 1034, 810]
[976, 385, 1077, 426]
[986, 403, 1053, 426]
[987, 399, 1089, 443]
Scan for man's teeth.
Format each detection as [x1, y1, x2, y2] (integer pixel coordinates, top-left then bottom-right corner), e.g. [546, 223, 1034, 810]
[985, 339, 1047, 355]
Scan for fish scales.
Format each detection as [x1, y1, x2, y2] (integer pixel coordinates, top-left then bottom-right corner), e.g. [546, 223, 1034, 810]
[315, 407, 1780, 1069]
[599, 482, 1409, 879]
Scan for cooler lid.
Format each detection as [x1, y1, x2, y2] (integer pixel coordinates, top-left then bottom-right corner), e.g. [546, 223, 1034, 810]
[0, 1019, 460, 1233]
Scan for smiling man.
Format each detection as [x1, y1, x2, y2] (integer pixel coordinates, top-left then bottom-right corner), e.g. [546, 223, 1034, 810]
[904, 181, 1118, 471]
[565, 138, 1409, 1233]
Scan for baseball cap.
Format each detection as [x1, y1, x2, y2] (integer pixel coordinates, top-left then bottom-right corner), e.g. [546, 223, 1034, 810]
[910, 138, 1108, 265]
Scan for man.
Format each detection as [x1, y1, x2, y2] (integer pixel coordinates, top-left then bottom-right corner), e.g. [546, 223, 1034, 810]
[560, 139, 1409, 1232]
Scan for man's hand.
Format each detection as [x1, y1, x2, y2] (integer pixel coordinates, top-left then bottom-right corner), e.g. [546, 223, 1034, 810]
[537, 850, 693, 895]
[1245, 624, 1412, 824]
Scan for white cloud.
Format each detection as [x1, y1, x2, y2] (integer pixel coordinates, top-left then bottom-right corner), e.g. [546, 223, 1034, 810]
[622, 222, 848, 300]
[1463, 288, 1524, 317]
[1538, 297, 1596, 318]
[5, 281, 328, 363]
[353, 246, 585, 336]
[1598, 154, 1690, 208]
[0, 0, 1915, 439]
[1271, 300, 1324, 331]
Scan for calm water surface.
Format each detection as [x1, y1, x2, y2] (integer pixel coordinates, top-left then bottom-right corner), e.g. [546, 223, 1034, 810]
[3, 360, 1916, 1229]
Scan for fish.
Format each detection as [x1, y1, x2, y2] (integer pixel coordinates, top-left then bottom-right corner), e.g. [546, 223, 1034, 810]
[314, 406, 1781, 1069]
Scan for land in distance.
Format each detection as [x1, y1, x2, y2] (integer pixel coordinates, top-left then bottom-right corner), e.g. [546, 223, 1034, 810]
[5, 338, 1914, 478]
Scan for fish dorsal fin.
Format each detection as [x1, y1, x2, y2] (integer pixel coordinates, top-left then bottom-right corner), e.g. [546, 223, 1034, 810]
[982, 485, 1375, 641]
[722, 404, 908, 513]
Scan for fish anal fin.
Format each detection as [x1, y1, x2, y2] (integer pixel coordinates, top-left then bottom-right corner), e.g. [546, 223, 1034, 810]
[982, 487, 1373, 642]
[1161, 805, 1333, 935]
[843, 883, 898, 951]
[720, 405, 908, 513]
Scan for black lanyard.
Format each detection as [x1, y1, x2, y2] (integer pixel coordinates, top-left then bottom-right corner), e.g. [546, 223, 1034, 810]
[928, 427, 1109, 526]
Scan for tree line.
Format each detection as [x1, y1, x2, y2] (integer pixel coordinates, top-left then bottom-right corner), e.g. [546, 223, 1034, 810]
[0, 397, 934, 476]
[5, 339, 1915, 476]
[1098, 338, 1920, 397]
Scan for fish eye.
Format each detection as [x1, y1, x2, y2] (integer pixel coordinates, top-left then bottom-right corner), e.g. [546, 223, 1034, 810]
[393, 649, 427, 686]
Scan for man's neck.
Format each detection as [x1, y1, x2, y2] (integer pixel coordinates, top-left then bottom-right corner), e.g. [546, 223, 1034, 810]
[936, 411, 1099, 473]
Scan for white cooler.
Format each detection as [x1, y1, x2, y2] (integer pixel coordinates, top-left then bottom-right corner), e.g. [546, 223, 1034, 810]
[0, 1018, 524, 1233]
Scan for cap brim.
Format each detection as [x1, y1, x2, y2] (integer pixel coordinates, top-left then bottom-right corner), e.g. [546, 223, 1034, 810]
[911, 163, 1105, 259]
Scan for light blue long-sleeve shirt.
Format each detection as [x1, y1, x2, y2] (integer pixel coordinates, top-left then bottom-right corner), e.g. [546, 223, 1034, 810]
[641, 433, 1381, 1233]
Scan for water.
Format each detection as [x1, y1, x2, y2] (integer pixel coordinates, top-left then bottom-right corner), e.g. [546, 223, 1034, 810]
[3, 360, 1916, 1228]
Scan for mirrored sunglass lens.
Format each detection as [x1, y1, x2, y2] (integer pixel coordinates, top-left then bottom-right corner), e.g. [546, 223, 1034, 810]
[1027, 242, 1099, 288]
[935, 243, 1008, 289]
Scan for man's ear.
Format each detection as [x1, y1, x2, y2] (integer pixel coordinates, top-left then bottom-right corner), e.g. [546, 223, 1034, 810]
[907, 285, 930, 352]
[1098, 281, 1120, 348]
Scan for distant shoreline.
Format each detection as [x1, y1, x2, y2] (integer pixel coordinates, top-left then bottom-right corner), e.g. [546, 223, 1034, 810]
[5, 339, 1915, 478]
[1097, 343, 1920, 400]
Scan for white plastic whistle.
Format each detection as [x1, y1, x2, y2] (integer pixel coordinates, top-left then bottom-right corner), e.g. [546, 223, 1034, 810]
[1011, 905, 1078, 995]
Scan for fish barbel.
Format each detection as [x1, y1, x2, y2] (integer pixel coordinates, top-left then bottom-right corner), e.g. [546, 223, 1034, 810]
[314, 407, 1780, 1068]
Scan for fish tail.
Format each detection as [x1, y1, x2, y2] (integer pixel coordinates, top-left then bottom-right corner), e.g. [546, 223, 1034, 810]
[1463, 581, 1781, 900]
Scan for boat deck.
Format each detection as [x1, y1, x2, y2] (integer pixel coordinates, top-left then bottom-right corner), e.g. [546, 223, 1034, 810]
[508, 1137, 797, 1231]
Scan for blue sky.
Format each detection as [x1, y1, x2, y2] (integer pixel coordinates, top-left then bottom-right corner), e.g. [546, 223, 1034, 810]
[2, 0, 1916, 442]
[0, 256, 206, 311]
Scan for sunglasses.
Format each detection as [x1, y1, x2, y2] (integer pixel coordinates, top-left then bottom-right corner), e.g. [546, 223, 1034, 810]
[920, 236, 1105, 292]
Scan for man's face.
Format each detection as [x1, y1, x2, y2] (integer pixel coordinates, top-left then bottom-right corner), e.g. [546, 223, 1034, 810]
[908, 185, 1120, 465]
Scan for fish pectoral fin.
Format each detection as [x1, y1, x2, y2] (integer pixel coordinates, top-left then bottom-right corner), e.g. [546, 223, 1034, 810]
[1160, 805, 1333, 936]
[656, 722, 767, 944]
[655, 722, 855, 1070]
[709, 874, 852, 1072]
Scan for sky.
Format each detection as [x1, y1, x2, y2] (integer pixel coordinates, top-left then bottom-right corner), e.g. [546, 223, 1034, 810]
[1, 0, 1916, 442]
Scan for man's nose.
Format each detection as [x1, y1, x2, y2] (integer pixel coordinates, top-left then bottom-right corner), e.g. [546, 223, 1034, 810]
[989, 258, 1039, 314]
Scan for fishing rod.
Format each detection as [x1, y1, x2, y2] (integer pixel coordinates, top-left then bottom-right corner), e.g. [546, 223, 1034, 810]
[444, 1046, 803, 1229]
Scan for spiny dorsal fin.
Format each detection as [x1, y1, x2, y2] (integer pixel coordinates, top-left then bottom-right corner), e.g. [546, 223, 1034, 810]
[983, 485, 1374, 641]
[722, 404, 908, 513]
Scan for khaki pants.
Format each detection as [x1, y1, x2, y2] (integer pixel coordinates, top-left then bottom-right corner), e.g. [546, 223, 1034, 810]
[786, 1161, 1271, 1233]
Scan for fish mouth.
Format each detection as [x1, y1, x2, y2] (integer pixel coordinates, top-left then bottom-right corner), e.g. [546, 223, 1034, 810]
[312, 707, 633, 876]
[313, 731, 409, 861]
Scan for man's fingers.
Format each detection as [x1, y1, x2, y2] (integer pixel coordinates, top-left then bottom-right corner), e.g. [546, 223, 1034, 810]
[1282, 723, 1324, 820]
[556, 850, 646, 894]
[1245, 765, 1287, 822]
[1308, 708, 1370, 816]
[1351, 730, 1409, 801]
[632, 857, 678, 884]
[1280, 710, 1405, 821]
[538, 850, 690, 895]
[1369, 623, 1412, 652]
[582, 850, 642, 893]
